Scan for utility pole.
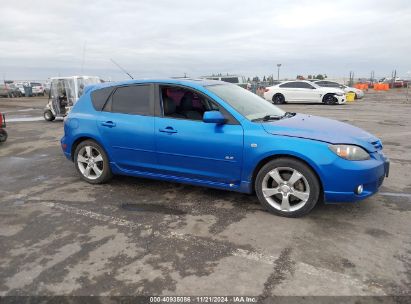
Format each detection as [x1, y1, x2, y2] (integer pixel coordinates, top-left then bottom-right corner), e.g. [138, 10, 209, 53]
[391, 69, 397, 88]
[277, 64, 282, 81]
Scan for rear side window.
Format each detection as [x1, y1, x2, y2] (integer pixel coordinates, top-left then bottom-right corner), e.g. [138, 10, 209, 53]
[91, 87, 115, 111]
[110, 85, 151, 115]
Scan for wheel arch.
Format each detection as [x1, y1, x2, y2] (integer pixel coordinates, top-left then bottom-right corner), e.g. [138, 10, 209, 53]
[251, 153, 324, 196]
[272, 92, 285, 102]
[322, 93, 337, 104]
[71, 135, 107, 161]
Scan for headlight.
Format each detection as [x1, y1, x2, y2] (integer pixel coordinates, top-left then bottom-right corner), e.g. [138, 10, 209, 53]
[329, 144, 370, 160]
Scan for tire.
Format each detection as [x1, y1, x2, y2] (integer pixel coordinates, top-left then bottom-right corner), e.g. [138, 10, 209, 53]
[0, 129, 7, 142]
[255, 158, 320, 217]
[44, 110, 55, 121]
[74, 140, 112, 184]
[323, 94, 336, 105]
[272, 93, 285, 104]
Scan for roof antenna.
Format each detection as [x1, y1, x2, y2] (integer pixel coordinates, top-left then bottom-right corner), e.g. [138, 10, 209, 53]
[110, 58, 134, 79]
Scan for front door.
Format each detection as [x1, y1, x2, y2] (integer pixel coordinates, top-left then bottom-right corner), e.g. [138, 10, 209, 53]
[155, 85, 244, 185]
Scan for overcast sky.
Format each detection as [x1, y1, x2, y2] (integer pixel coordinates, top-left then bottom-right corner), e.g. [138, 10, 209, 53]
[0, 0, 410, 81]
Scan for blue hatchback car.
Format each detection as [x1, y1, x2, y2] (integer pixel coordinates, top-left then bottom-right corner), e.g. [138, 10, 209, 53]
[61, 78, 389, 217]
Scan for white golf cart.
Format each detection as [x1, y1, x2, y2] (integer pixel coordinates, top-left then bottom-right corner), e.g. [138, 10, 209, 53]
[44, 76, 101, 121]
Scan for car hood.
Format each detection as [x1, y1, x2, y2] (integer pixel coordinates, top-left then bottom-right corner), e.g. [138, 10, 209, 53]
[262, 114, 380, 152]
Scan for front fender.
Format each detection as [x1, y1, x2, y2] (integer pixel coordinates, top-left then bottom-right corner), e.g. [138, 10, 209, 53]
[243, 132, 334, 190]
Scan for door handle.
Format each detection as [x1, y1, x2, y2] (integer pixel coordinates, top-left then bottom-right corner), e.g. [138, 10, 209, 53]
[159, 126, 177, 134]
[101, 121, 116, 128]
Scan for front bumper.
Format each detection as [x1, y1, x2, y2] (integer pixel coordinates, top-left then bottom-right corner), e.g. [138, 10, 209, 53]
[335, 95, 346, 104]
[323, 151, 389, 202]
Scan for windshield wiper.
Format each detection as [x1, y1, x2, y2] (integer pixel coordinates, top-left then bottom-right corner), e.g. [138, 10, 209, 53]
[251, 115, 283, 122]
[252, 112, 296, 122]
[283, 112, 296, 118]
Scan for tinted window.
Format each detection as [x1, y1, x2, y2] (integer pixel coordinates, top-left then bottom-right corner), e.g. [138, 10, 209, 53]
[111, 85, 151, 115]
[295, 82, 314, 89]
[279, 82, 297, 88]
[91, 87, 115, 111]
[325, 82, 340, 88]
[221, 77, 239, 84]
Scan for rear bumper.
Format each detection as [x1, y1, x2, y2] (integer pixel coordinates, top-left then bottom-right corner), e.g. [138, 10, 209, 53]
[60, 136, 72, 160]
[323, 151, 389, 203]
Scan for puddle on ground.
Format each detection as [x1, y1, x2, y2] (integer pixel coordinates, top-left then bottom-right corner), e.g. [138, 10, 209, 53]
[120, 203, 186, 215]
[6, 117, 44, 122]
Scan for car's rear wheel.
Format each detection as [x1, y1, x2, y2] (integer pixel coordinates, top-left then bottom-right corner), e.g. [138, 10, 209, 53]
[74, 140, 112, 184]
[255, 158, 320, 217]
[323, 94, 336, 105]
[44, 110, 55, 121]
[272, 93, 285, 104]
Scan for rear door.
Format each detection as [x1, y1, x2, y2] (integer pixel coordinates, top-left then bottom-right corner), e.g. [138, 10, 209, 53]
[97, 84, 157, 172]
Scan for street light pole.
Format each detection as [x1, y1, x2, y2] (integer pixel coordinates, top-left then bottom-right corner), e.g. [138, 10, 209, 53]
[277, 64, 282, 81]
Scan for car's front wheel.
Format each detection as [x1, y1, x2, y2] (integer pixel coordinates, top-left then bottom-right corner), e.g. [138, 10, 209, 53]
[323, 94, 336, 105]
[74, 140, 112, 184]
[255, 158, 320, 217]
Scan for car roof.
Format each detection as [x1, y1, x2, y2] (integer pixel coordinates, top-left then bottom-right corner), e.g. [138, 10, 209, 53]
[279, 80, 312, 84]
[88, 78, 223, 92]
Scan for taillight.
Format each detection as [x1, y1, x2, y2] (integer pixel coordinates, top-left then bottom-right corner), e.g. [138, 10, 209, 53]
[264, 88, 269, 92]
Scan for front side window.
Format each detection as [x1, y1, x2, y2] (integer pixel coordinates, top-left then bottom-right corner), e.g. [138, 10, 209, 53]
[294, 82, 314, 89]
[110, 85, 151, 115]
[327, 82, 340, 88]
[206, 84, 285, 121]
[279, 82, 296, 88]
[160, 86, 237, 124]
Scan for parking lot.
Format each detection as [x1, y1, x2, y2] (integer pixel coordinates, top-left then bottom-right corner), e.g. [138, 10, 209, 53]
[0, 91, 410, 297]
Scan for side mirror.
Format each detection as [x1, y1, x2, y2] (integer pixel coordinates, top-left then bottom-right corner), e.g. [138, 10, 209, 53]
[203, 111, 226, 124]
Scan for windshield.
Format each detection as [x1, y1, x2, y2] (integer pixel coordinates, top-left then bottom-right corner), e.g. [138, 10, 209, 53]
[206, 84, 285, 121]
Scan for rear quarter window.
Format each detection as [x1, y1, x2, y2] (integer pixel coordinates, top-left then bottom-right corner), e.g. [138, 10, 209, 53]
[91, 87, 115, 111]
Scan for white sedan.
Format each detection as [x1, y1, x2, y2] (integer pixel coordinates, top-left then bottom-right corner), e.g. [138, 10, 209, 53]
[312, 80, 364, 99]
[264, 80, 346, 105]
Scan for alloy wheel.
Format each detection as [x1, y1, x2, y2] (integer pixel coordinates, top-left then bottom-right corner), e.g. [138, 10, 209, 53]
[261, 167, 310, 212]
[77, 146, 104, 180]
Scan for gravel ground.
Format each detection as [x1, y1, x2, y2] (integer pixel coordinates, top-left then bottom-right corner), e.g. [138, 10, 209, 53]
[0, 90, 410, 299]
